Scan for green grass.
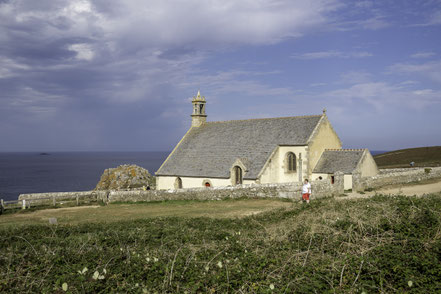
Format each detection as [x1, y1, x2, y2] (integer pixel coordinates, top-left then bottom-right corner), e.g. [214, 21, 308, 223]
[1, 195, 441, 293]
[374, 146, 441, 168]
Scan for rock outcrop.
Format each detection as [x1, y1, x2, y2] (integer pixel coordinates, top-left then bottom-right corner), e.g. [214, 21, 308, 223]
[95, 165, 154, 191]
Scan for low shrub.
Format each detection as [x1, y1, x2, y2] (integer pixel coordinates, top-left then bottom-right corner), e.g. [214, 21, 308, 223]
[1, 196, 441, 293]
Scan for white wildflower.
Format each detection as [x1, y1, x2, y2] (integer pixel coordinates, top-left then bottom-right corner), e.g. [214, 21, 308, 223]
[62, 283, 68, 291]
[217, 261, 223, 268]
[269, 284, 275, 290]
[77, 267, 88, 275]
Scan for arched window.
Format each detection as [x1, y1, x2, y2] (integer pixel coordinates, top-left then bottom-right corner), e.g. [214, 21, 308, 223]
[204, 182, 211, 187]
[174, 177, 182, 189]
[286, 152, 296, 172]
[233, 166, 243, 185]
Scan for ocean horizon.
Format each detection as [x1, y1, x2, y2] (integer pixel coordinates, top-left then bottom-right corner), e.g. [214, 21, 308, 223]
[0, 152, 169, 201]
[0, 150, 387, 201]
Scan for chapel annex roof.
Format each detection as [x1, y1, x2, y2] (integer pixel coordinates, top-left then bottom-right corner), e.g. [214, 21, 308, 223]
[156, 114, 323, 179]
[313, 149, 367, 174]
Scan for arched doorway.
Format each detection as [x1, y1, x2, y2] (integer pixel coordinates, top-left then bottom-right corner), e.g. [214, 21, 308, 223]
[174, 177, 182, 189]
[233, 166, 243, 185]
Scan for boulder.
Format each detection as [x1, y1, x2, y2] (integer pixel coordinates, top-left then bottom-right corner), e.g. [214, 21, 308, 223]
[95, 164, 154, 191]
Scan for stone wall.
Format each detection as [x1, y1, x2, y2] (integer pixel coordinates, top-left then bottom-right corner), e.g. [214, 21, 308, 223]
[18, 174, 344, 204]
[108, 174, 344, 203]
[353, 167, 441, 191]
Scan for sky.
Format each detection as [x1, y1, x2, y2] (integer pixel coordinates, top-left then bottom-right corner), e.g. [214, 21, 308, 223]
[0, 0, 440, 152]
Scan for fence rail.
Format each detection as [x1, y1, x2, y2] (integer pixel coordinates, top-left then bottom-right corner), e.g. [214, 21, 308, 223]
[0, 193, 100, 214]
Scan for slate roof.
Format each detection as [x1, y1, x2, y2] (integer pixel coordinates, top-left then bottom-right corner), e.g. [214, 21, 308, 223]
[156, 115, 323, 179]
[313, 149, 366, 174]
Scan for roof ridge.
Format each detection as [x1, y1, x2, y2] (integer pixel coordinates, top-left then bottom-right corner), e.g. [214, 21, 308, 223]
[206, 114, 323, 124]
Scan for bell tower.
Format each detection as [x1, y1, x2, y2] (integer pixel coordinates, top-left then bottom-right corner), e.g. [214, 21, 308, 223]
[191, 90, 207, 127]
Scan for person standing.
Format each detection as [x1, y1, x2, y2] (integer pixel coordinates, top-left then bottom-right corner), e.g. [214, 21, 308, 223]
[302, 179, 311, 204]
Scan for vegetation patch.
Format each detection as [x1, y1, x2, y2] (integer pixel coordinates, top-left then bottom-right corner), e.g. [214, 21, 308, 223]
[1, 196, 441, 293]
[374, 146, 441, 168]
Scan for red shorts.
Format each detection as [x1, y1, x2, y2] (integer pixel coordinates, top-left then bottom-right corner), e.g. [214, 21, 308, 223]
[302, 193, 310, 201]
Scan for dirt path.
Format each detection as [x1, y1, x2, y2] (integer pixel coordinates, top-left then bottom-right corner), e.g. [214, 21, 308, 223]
[341, 179, 441, 200]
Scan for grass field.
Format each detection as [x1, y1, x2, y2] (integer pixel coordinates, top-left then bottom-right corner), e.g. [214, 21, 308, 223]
[374, 146, 441, 168]
[0, 199, 292, 227]
[1, 195, 441, 293]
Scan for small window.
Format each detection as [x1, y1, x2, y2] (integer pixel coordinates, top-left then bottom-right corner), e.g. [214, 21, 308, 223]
[233, 166, 243, 185]
[286, 152, 296, 172]
[331, 176, 335, 184]
[205, 182, 211, 187]
[174, 177, 182, 189]
[318, 176, 323, 180]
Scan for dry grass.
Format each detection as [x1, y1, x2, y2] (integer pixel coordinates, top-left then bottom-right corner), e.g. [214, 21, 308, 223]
[0, 198, 293, 227]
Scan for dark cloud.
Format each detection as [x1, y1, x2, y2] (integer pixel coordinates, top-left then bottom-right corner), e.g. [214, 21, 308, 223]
[3, 0, 438, 151]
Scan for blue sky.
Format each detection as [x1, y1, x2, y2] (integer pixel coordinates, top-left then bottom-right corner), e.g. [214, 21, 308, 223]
[0, 0, 440, 151]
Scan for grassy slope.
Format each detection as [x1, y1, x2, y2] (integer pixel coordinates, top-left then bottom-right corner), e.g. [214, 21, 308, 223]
[374, 146, 441, 168]
[1, 196, 441, 293]
[0, 199, 291, 227]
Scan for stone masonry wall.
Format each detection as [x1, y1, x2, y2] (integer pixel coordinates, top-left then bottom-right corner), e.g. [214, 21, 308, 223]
[107, 174, 344, 203]
[18, 174, 344, 204]
[353, 167, 441, 192]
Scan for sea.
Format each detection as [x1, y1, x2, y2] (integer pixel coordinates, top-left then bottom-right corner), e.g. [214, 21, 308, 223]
[0, 152, 169, 201]
[0, 150, 387, 201]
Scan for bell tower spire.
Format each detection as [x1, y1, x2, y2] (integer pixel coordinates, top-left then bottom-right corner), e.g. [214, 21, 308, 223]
[191, 90, 207, 127]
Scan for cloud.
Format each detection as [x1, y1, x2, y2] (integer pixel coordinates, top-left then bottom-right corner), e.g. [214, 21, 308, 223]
[412, 10, 441, 27]
[68, 44, 95, 61]
[325, 82, 441, 112]
[179, 69, 296, 98]
[0, 0, 344, 151]
[389, 60, 441, 84]
[411, 52, 436, 59]
[291, 50, 372, 59]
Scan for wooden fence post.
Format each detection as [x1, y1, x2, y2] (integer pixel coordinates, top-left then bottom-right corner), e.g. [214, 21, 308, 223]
[76, 195, 79, 206]
[53, 196, 56, 207]
[22, 199, 26, 210]
[0, 199, 4, 210]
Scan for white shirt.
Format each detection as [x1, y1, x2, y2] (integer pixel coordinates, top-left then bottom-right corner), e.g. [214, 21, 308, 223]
[302, 182, 311, 194]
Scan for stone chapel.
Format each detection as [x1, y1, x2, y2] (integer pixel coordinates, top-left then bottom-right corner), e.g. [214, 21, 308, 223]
[156, 91, 378, 190]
